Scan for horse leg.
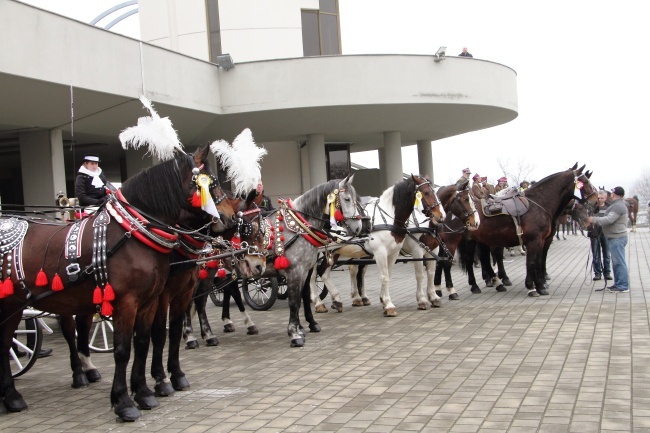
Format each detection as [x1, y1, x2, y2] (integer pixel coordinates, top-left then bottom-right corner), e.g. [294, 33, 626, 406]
[424, 254, 443, 308]
[378, 250, 399, 317]
[412, 247, 430, 310]
[222, 281, 234, 333]
[311, 265, 328, 313]
[130, 302, 160, 411]
[302, 273, 321, 333]
[348, 264, 364, 306]
[165, 273, 195, 392]
[57, 314, 90, 388]
[443, 261, 459, 300]
[196, 278, 219, 346]
[434, 259, 444, 298]
[1, 310, 29, 412]
[110, 306, 142, 421]
[494, 247, 512, 287]
[150, 290, 175, 397]
[358, 264, 371, 305]
[231, 281, 258, 335]
[286, 272, 306, 347]
[460, 239, 481, 293]
[183, 300, 199, 349]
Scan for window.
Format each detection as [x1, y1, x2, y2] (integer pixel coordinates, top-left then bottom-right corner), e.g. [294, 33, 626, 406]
[326, 144, 350, 180]
[301, 0, 341, 56]
[206, 0, 222, 62]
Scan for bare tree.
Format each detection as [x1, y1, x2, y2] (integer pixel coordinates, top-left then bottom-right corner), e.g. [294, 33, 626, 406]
[631, 167, 650, 204]
[497, 157, 537, 188]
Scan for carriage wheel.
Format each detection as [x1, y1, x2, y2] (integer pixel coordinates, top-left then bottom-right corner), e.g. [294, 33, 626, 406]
[276, 276, 288, 300]
[10, 315, 43, 378]
[89, 314, 114, 353]
[242, 277, 279, 311]
[209, 283, 224, 307]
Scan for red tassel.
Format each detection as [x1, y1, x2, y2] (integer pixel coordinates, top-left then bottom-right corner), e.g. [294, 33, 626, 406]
[217, 268, 227, 278]
[231, 236, 241, 249]
[101, 300, 113, 317]
[190, 192, 201, 208]
[6, 278, 13, 296]
[103, 283, 115, 301]
[0, 280, 6, 299]
[93, 286, 103, 304]
[206, 260, 219, 269]
[199, 268, 209, 279]
[52, 273, 64, 291]
[334, 209, 344, 222]
[274, 255, 290, 270]
[35, 268, 48, 287]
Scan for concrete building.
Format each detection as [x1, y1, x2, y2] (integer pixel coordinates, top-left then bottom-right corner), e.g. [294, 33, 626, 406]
[0, 0, 518, 207]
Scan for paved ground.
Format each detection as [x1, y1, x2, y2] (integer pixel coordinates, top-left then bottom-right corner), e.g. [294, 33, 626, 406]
[2, 227, 649, 432]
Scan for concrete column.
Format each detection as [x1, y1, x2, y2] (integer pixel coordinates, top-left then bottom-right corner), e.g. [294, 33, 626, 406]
[382, 131, 403, 188]
[19, 129, 66, 205]
[307, 133, 327, 190]
[417, 140, 434, 181]
[377, 147, 387, 190]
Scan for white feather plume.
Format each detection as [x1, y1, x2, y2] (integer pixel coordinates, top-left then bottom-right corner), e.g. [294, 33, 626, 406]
[210, 128, 267, 197]
[119, 96, 184, 161]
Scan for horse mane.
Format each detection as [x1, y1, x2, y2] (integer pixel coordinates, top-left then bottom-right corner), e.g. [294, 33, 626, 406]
[523, 169, 577, 219]
[121, 152, 195, 222]
[293, 179, 340, 218]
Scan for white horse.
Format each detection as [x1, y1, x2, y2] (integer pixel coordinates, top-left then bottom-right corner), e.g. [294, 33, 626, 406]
[311, 175, 444, 317]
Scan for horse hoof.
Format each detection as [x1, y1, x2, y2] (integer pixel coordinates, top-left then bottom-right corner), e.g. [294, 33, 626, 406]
[362, 298, 371, 306]
[291, 337, 305, 347]
[205, 337, 220, 346]
[537, 288, 549, 296]
[3, 392, 28, 412]
[485, 280, 494, 288]
[432, 299, 442, 308]
[72, 374, 90, 388]
[471, 286, 482, 294]
[223, 323, 235, 333]
[449, 293, 460, 301]
[185, 340, 199, 350]
[383, 308, 398, 317]
[527, 290, 539, 298]
[417, 302, 428, 310]
[309, 323, 321, 333]
[331, 301, 343, 313]
[496, 285, 507, 293]
[172, 375, 191, 391]
[502, 277, 512, 286]
[85, 369, 102, 383]
[315, 304, 328, 313]
[435, 290, 443, 297]
[351, 299, 363, 307]
[247, 325, 259, 335]
[134, 394, 159, 410]
[115, 405, 140, 422]
[154, 380, 175, 397]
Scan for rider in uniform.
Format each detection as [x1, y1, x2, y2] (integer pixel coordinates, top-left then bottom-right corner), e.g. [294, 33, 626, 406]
[471, 173, 485, 199]
[457, 168, 472, 185]
[75, 154, 108, 207]
[495, 177, 508, 193]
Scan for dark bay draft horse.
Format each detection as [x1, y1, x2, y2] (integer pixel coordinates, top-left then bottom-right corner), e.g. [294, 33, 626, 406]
[0, 148, 223, 420]
[458, 164, 597, 297]
[626, 196, 639, 232]
[260, 176, 362, 347]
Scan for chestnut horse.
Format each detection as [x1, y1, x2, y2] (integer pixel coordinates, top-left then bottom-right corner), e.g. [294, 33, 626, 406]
[626, 196, 639, 232]
[0, 148, 219, 420]
[458, 164, 597, 297]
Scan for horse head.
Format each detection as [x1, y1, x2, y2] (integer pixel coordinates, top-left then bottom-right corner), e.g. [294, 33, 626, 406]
[436, 183, 480, 231]
[412, 174, 446, 224]
[229, 189, 267, 278]
[334, 175, 363, 236]
[574, 168, 599, 209]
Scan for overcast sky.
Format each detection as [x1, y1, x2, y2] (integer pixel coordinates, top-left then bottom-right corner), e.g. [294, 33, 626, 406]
[19, 0, 650, 193]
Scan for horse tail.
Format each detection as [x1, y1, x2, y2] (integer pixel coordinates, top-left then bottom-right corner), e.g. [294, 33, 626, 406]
[457, 238, 470, 274]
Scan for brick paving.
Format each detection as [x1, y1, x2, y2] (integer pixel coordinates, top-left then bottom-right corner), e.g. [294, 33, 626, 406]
[1, 227, 649, 432]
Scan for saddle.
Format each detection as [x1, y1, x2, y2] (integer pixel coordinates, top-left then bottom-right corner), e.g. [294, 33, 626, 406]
[481, 187, 530, 218]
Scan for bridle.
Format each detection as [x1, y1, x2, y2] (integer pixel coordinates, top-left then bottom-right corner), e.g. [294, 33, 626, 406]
[415, 178, 444, 220]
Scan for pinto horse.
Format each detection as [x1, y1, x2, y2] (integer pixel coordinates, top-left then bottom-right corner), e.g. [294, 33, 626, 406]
[0, 148, 221, 420]
[313, 175, 444, 316]
[458, 164, 597, 297]
[626, 196, 639, 232]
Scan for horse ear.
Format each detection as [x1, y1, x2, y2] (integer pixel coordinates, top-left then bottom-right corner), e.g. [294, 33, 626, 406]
[576, 164, 585, 174]
[570, 162, 578, 170]
[193, 145, 210, 167]
[585, 170, 592, 179]
[348, 173, 355, 184]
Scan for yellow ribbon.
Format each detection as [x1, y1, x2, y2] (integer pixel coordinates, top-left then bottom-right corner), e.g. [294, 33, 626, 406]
[196, 174, 211, 207]
[414, 191, 422, 208]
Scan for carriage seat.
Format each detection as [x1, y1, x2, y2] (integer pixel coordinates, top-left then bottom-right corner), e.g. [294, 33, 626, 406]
[481, 189, 530, 218]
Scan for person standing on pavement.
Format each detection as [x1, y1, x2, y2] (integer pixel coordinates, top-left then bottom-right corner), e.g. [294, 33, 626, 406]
[586, 186, 629, 293]
[588, 190, 612, 282]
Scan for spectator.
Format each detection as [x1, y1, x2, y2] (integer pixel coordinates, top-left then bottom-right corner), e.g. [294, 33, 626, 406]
[459, 47, 473, 58]
[519, 180, 530, 191]
[588, 190, 612, 282]
[256, 180, 274, 214]
[74, 154, 108, 207]
[586, 186, 629, 293]
[481, 177, 496, 195]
